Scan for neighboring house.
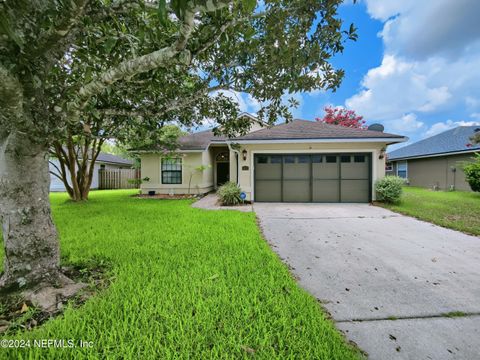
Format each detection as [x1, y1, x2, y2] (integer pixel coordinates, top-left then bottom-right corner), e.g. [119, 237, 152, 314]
[386, 126, 480, 191]
[138, 113, 406, 203]
[50, 152, 134, 192]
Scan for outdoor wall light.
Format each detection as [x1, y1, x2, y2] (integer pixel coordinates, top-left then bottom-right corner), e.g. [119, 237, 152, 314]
[379, 147, 386, 160]
[242, 149, 248, 161]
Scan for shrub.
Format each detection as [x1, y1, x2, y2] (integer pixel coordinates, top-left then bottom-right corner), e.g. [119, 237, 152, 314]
[463, 153, 480, 192]
[217, 181, 243, 206]
[375, 176, 405, 203]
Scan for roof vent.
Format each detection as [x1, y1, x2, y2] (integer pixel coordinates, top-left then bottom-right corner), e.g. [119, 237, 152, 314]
[368, 123, 384, 132]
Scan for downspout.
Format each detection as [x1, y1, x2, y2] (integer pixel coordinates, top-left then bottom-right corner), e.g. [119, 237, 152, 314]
[227, 142, 240, 185]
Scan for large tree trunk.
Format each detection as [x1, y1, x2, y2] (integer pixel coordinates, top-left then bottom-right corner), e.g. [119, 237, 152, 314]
[0, 132, 63, 292]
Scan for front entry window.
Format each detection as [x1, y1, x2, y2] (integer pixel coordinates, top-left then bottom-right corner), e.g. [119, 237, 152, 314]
[216, 152, 229, 162]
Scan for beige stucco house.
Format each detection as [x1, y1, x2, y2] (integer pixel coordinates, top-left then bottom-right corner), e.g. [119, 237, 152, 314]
[139, 114, 406, 202]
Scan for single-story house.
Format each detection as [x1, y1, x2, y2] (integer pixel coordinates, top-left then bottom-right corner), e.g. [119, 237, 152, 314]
[50, 152, 134, 192]
[386, 126, 480, 191]
[138, 113, 406, 203]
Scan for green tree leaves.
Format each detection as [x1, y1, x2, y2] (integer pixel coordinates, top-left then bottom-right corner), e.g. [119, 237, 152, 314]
[157, 0, 168, 26]
[244, 0, 257, 13]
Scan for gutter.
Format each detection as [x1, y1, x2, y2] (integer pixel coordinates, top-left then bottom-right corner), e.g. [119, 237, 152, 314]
[388, 148, 480, 161]
[226, 137, 408, 144]
[98, 161, 134, 166]
[131, 149, 205, 153]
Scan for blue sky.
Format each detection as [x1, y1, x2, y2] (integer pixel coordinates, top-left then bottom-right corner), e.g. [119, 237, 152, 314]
[229, 0, 480, 150]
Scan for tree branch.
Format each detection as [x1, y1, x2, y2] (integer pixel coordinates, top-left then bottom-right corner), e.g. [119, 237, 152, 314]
[99, 83, 229, 119]
[192, 7, 273, 57]
[48, 160, 63, 177]
[100, 109, 159, 118]
[162, 83, 227, 113]
[72, 0, 233, 114]
[75, 4, 197, 110]
[32, 0, 90, 58]
[49, 170, 64, 182]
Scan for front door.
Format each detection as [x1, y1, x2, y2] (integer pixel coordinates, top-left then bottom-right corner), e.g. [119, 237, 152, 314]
[217, 162, 229, 186]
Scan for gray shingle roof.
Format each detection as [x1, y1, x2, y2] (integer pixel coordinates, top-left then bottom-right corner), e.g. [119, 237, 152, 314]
[141, 119, 405, 151]
[178, 130, 227, 150]
[234, 119, 404, 141]
[388, 126, 480, 161]
[96, 152, 133, 166]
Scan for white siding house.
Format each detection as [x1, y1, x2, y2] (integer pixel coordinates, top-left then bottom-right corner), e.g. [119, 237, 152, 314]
[49, 152, 133, 192]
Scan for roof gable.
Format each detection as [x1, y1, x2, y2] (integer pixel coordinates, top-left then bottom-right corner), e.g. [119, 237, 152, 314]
[388, 126, 480, 160]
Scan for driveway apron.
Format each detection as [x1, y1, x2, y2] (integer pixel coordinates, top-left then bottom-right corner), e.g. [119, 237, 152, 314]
[254, 203, 480, 360]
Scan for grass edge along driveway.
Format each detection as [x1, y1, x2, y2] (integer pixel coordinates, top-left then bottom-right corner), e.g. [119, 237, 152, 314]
[379, 186, 480, 236]
[0, 190, 362, 359]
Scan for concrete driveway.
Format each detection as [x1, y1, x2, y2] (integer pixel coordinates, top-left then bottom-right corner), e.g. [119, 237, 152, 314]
[254, 203, 480, 360]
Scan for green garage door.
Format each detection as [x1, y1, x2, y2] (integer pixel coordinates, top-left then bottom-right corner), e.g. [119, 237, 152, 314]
[254, 154, 371, 203]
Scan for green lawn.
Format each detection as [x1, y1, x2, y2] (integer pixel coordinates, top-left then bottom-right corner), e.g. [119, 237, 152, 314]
[380, 187, 480, 236]
[0, 190, 361, 359]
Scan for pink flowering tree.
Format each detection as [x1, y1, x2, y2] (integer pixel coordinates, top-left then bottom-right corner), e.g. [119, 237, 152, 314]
[316, 106, 366, 129]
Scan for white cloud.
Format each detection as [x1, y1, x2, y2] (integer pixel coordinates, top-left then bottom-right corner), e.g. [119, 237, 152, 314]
[305, 68, 327, 96]
[369, 0, 480, 60]
[347, 0, 480, 137]
[211, 90, 303, 120]
[346, 55, 452, 120]
[383, 113, 425, 134]
[212, 90, 261, 114]
[308, 87, 326, 97]
[363, 0, 416, 21]
[466, 96, 480, 110]
[424, 120, 480, 138]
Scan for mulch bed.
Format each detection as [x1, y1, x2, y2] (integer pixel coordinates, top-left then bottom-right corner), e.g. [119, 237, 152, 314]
[0, 260, 113, 335]
[133, 194, 200, 200]
[217, 202, 252, 207]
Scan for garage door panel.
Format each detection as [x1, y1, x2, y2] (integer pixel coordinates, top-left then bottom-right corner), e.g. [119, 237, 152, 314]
[341, 180, 370, 202]
[312, 156, 339, 179]
[255, 163, 281, 180]
[313, 180, 340, 202]
[283, 164, 309, 179]
[255, 180, 282, 202]
[341, 156, 369, 179]
[341, 164, 369, 179]
[283, 180, 310, 202]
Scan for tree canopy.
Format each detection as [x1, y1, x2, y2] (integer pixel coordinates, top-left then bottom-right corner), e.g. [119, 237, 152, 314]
[0, 0, 356, 298]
